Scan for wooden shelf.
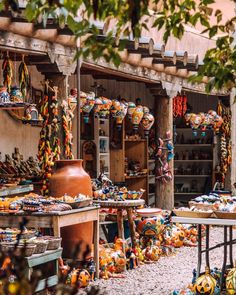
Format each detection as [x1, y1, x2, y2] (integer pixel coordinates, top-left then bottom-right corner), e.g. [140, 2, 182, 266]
[174, 160, 213, 162]
[99, 136, 109, 139]
[175, 175, 211, 178]
[0, 184, 34, 197]
[99, 153, 109, 156]
[174, 192, 202, 195]
[175, 144, 212, 147]
[125, 139, 146, 142]
[125, 174, 147, 179]
[0, 102, 28, 109]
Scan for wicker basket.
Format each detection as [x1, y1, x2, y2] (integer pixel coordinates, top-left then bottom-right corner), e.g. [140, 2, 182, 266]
[214, 211, 236, 219]
[173, 210, 213, 218]
[66, 198, 92, 209]
[33, 240, 49, 254]
[188, 201, 215, 211]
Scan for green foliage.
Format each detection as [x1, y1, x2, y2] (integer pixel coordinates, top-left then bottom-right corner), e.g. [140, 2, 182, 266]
[1, 0, 236, 93]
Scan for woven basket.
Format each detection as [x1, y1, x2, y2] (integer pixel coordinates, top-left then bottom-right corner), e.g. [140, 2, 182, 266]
[214, 211, 236, 219]
[189, 201, 215, 211]
[47, 237, 62, 250]
[33, 241, 49, 254]
[174, 210, 213, 218]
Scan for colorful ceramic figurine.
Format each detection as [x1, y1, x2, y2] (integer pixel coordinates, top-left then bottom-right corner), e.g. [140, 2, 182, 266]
[81, 92, 95, 123]
[116, 102, 128, 130]
[193, 267, 219, 295]
[127, 101, 136, 119]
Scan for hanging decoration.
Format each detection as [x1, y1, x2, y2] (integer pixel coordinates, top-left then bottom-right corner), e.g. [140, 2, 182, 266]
[2, 53, 13, 93]
[173, 93, 188, 118]
[141, 112, 155, 137]
[217, 100, 231, 185]
[156, 131, 174, 183]
[185, 110, 223, 136]
[115, 102, 128, 130]
[38, 80, 51, 195]
[62, 98, 74, 159]
[50, 86, 61, 162]
[127, 102, 136, 119]
[99, 97, 112, 119]
[132, 105, 144, 132]
[80, 91, 95, 123]
[18, 55, 30, 99]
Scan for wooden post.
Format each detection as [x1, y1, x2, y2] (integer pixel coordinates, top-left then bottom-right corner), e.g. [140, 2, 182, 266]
[155, 95, 174, 210]
[76, 58, 81, 159]
[230, 89, 236, 195]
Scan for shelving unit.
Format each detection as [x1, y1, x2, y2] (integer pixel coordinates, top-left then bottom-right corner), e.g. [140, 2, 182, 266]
[148, 159, 156, 206]
[110, 118, 149, 203]
[174, 127, 214, 206]
[0, 184, 34, 197]
[94, 116, 110, 178]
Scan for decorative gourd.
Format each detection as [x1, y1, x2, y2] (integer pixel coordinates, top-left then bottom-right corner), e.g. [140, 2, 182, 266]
[141, 112, 155, 137]
[131, 106, 144, 131]
[194, 267, 217, 295]
[226, 262, 236, 294]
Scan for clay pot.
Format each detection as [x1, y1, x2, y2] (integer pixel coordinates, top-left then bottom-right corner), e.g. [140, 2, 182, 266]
[49, 159, 93, 258]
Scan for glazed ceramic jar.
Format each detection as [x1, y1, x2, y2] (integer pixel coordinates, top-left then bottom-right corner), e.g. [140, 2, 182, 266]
[49, 159, 93, 258]
[10, 86, 23, 103]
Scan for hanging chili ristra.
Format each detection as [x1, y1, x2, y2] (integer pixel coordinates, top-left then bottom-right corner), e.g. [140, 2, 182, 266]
[2, 54, 13, 93]
[18, 55, 29, 99]
[61, 100, 74, 159]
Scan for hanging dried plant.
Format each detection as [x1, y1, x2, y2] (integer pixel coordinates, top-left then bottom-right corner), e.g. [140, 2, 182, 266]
[2, 54, 13, 93]
[18, 55, 30, 99]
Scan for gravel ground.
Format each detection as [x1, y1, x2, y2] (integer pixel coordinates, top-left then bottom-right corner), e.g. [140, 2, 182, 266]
[87, 227, 234, 295]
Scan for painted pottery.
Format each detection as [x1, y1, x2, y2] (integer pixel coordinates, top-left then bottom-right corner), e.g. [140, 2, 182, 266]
[10, 86, 23, 103]
[132, 106, 144, 131]
[81, 92, 95, 123]
[127, 102, 136, 118]
[24, 104, 39, 121]
[49, 160, 93, 257]
[110, 100, 121, 117]
[0, 85, 10, 103]
[116, 102, 128, 129]
[141, 112, 155, 137]
[143, 245, 162, 261]
[194, 267, 217, 295]
[137, 218, 158, 236]
[226, 263, 236, 294]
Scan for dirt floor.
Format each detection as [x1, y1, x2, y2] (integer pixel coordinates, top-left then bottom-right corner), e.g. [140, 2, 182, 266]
[85, 227, 233, 295]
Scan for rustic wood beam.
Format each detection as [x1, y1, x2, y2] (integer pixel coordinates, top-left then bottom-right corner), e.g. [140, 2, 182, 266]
[36, 63, 60, 73]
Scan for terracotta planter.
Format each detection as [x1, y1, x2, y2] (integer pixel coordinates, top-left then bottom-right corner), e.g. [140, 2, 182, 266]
[49, 159, 93, 258]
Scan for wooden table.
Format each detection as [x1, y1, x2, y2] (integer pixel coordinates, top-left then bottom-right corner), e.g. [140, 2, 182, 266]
[172, 216, 236, 290]
[26, 248, 62, 292]
[94, 199, 145, 248]
[0, 206, 100, 277]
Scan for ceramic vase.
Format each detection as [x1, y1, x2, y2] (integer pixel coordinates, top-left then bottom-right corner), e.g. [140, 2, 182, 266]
[49, 159, 93, 258]
[0, 85, 10, 103]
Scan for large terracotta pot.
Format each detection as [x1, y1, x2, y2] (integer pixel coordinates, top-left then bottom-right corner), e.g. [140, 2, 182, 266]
[49, 159, 93, 258]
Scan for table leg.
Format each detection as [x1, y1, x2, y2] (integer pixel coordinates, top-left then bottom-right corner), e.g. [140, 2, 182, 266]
[220, 226, 228, 289]
[229, 226, 233, 267]
[197, 224, 202, 278]
[117, 209, 125, 240]
[205, 225, 210, 269]
[52, 217, 60, 237]
[93, 220, 99, 279]
[127, 208, 136, 248]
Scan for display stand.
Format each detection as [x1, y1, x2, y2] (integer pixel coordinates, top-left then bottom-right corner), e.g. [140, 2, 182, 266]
[26, 248, 62, 293]
[0, 206, 100, 278]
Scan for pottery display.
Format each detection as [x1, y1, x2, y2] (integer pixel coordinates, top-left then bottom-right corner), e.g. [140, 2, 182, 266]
[81, 92, 95, 123]
[24, 104, 40, 121]
[0, 85, 10, 103]
[116, 102, 128, 129]
[49, 159, 93, 257]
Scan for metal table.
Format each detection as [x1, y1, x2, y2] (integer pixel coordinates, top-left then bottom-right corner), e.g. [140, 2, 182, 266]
[172, 216, 236, 289]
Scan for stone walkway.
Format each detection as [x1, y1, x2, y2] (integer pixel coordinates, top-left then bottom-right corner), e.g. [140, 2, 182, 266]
[85, 227, 234, 295]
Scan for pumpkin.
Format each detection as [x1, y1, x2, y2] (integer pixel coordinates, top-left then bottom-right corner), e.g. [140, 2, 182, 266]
[226, 264, 236, 294]
[194, 267, 217, 295]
